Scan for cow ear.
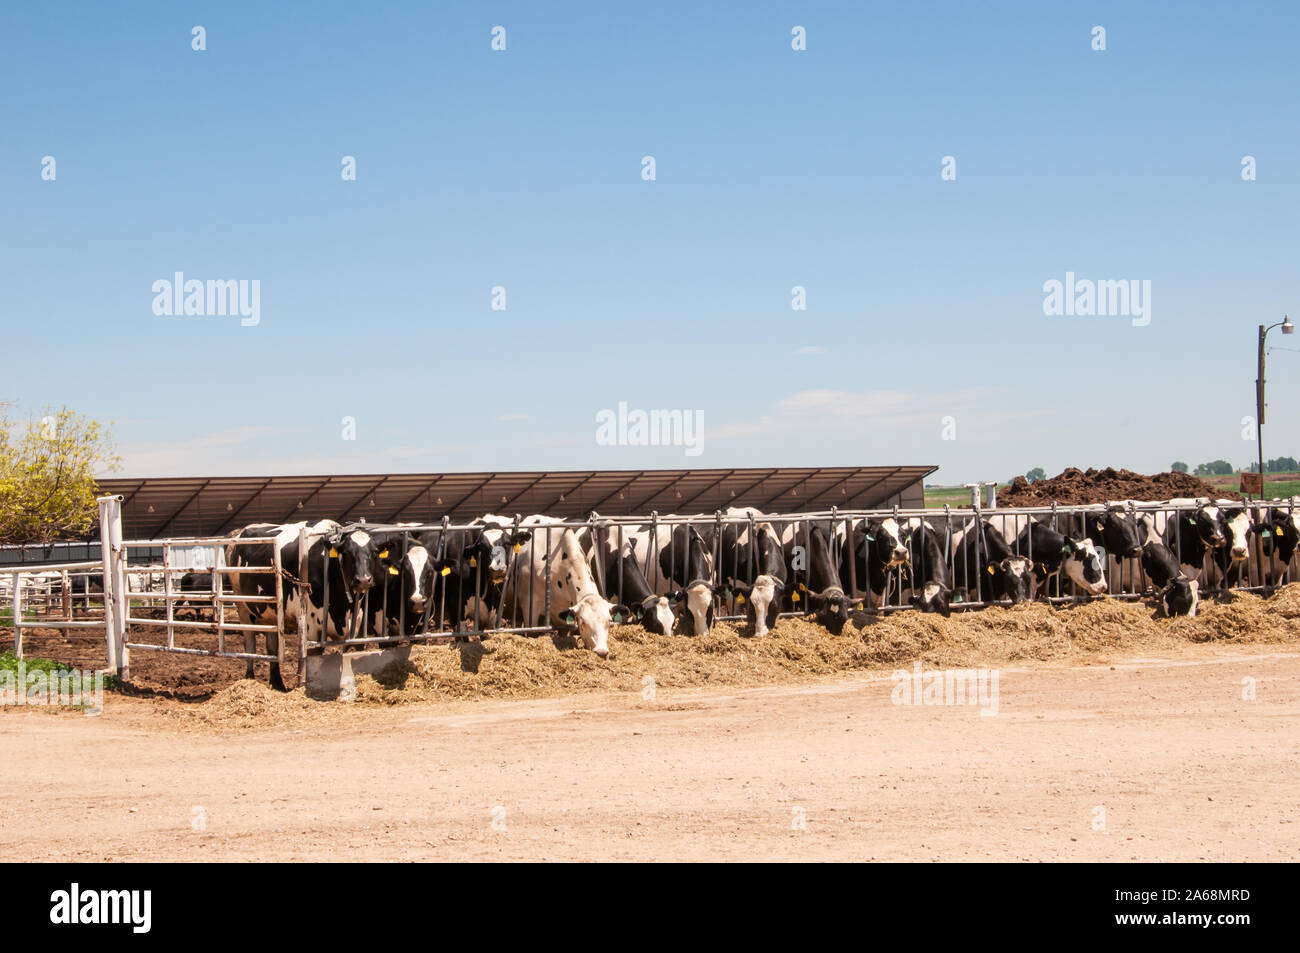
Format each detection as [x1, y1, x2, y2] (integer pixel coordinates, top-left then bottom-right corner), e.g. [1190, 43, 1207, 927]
[559, 608, 576, 625]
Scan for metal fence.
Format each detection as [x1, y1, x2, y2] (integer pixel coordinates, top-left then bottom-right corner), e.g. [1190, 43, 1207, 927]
[4, 499, 1295, 687]
[295, 498, 1299, 656]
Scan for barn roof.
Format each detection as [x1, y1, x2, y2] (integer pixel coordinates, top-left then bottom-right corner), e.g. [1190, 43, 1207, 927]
[95, 465, 938, 539]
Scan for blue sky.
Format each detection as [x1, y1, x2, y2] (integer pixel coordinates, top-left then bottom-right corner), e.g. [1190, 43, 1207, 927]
[3, 1, 1297, 484]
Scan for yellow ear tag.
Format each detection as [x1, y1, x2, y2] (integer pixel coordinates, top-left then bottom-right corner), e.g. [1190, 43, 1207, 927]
[736, 593, 746, 604]
[469, 557, 477, 567]
[987, 565, 995, 575]
[388, 566, 399, 576]
[792, 591, 801, 603]
[378, 549, 389, 559]
[513, 543, 523, 553]
[329, 547, 338, 558]
[440, 566, 451, 576]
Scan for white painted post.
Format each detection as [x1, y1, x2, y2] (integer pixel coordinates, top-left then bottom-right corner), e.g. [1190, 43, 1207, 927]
[297, 524, 310, 689]
[97, 495, 128, 678]
[163, 542, 175, 649]
[11, 572, 22, 658]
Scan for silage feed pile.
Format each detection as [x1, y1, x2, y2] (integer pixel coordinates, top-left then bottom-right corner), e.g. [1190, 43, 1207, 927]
[350, 585, 1300, 705]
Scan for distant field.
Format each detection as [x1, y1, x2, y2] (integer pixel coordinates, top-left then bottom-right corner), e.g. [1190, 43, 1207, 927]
[924, 485, 1011, 508]
[1205, 472, 1300, 499]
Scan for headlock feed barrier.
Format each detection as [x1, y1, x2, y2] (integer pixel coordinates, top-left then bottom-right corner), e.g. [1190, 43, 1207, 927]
[1, 495, 1295, 688]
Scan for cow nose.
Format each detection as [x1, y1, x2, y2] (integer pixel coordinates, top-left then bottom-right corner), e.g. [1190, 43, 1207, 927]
[595, 647, 609, 659]
[1126, 547, 1141, 558]
[1232, 546, 1247, 558]
[356, 574, 372, 586]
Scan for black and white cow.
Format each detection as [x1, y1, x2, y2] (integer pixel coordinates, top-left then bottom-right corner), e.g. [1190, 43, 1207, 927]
[372, 533, 436, 636]
[1210, 504, 1254, 588]
[1154, 499, 1227, 580]
[176, 571, 214, 618]
[1136, 514, 1199, 616]
[780, 519, 862, 634]
[1252, 501, 1300, 586]
[226, 520, 381, 690]
[1014, 521, 1108, 598]
[507, 516, 628, 657]
[612, 518, 719, 636]
[708, 507, 788, 637]
[1062, 505, 1143, 560]
[836, 516, 912, 608]
[897, 520, 952, 616]
[588, 521, 677, 636]
[952, 520, 1035, 605]
[419, 516, 532, 630]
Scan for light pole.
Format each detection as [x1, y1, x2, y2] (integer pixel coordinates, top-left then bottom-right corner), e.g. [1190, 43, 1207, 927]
[1256, 314, 1294, 499]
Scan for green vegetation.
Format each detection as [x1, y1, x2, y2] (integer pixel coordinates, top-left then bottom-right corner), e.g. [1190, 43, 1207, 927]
[0, 404, 119, 546]
[1193, 460, 1235, 476]
[0, 649, 79, 679]
[0, 608, 37, 626]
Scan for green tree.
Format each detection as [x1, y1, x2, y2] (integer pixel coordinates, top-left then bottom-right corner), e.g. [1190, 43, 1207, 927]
[0, 406, 119, 545]
[1193, 460, 1234, 477]
[1170, 461, 1189, 473]
[1025, 467, 1047, 482]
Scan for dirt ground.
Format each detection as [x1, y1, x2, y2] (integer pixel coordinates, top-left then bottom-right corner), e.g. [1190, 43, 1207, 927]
[4, 639, 1299, 862]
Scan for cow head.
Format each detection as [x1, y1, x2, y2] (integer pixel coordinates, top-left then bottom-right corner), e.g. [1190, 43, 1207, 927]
[328, 527, 380, 598]
[484, 529, 531, 583]
[398, 544, 435, 616]
[668, 581, 717, 636]
[1093, 508, 1141, 559]
[1220, 506, 1252, 563]
[558, 593, 627, 658]
[1062, 537, 1108, 595]
[909, 582, 951, 617]
[1266, 507, 1299, 563]
[803, 585, 862, 635]
[866, 517, 911, 569]
[991, 556, 1035, 604]
[730, 575, 783, 637]
[632, 594, 675, 636]
[1161, 577, 1199, 618]
[1190, 504, 1227, 549]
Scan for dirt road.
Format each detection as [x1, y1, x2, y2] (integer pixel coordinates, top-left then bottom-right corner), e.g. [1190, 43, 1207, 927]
[4, 646, 1299, 862]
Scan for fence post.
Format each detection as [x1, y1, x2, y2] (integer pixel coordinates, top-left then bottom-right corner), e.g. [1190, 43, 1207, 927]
[297, 524, 310, 688]
[97, 495, 128, 678]
[11, 572, 22, 658]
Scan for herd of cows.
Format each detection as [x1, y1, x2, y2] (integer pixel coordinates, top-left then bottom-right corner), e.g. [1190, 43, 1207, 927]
[207, 499, 1300, 690]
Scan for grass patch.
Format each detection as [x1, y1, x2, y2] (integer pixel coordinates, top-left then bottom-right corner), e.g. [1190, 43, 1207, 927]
[0, 650, 120, 698]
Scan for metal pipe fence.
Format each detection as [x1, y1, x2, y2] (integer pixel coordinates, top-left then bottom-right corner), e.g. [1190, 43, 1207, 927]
[5, 499, 1296, 682]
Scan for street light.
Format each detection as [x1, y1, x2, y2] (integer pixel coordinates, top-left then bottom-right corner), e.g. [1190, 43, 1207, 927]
[1255, 315, 1293, 499]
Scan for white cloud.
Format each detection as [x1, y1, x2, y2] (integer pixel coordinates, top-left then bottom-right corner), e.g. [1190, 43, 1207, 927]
[709, 387, 1007, 440]
[497, 413, 529, 421]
